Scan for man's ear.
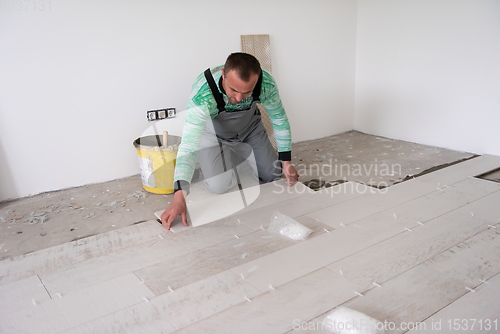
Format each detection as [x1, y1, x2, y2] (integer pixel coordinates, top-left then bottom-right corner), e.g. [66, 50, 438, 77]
[221, 68, 225, 78]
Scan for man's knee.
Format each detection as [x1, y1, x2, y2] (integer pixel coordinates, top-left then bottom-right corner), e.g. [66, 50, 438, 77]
[259, 160, 282, 183]
[204, 170, 237, 194]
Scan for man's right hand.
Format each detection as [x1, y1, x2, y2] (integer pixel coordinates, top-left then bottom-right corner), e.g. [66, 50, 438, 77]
[160, 190, 188, 230]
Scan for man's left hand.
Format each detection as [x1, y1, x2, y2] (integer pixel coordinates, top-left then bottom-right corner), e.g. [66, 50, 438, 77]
[282, 161, 299, 186]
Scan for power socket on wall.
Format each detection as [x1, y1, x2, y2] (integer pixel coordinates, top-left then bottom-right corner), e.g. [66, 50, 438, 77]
[147, 108, 176, 121]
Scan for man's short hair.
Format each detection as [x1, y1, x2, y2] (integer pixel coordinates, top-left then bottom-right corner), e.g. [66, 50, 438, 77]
[224, 53, 261, 82]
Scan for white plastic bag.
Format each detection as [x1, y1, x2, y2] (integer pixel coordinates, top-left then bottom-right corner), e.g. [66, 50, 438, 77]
[322, 307, 385, 334]
[268, 211, 312, 241]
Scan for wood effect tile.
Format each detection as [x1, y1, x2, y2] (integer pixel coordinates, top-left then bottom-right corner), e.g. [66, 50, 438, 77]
[153, 179, 312, 231]
[375, 177, 500, 226]
[0, 220, 166, 286]
[455, 189, 500, 224]
[424, 225, 500, 287]
[326, 211, 493, 291]
[416, 154, 500, 186]
[134, 218, 331, 296]
[233, 181, 371, 231]
[229, 209, 421, 292]
[341, 227, 500, 334]
[407, 272, 500, 334]
[0, 275, 51, 315]
[289, 224, 500, 334]
[305, 179, 436, 228]
[63, 270, 260, 334]
[448, 176, 500, 197]
[0, 273, 154, 334]
[40, 218, 253, 296]
[175, 268, 363, 334]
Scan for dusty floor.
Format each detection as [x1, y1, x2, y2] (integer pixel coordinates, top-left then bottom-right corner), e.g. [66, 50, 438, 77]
[0, 131, 475, 261]
[291, 131, 476, 188]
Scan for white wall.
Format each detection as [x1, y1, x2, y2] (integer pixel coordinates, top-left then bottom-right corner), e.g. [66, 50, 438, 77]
[0, 0, 358, 201]
[354, 0, 500, 155]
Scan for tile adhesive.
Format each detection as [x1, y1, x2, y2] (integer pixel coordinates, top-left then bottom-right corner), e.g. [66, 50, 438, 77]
[133, 131, 181, 194]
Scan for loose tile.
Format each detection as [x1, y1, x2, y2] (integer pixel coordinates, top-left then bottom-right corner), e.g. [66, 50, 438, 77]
[186, 188, 250, 227]
[154, 211, 191, 232]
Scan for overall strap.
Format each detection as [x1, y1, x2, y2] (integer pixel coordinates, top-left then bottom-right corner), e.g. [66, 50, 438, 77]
[204, 68, 226, 114]
[252, 70, 263, 102]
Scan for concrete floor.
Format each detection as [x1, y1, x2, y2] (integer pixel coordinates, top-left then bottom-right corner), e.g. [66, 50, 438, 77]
[0, 131, 475, 261]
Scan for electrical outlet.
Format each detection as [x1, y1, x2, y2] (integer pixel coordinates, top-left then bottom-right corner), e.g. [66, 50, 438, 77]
[147, 111, 157, 121]
[167, 108, 176, 118]
[158, 110, 167, 119]
[146, 108, 176, 121]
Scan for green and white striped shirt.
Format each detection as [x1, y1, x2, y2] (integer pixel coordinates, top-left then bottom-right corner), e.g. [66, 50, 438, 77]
[174, 65, 292, 185]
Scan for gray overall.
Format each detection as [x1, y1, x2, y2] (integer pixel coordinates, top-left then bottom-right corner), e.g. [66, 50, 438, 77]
[197, 69, 281, 194]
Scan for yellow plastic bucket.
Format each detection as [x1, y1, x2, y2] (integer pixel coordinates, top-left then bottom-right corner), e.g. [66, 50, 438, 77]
[133, 134, 181, 194]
